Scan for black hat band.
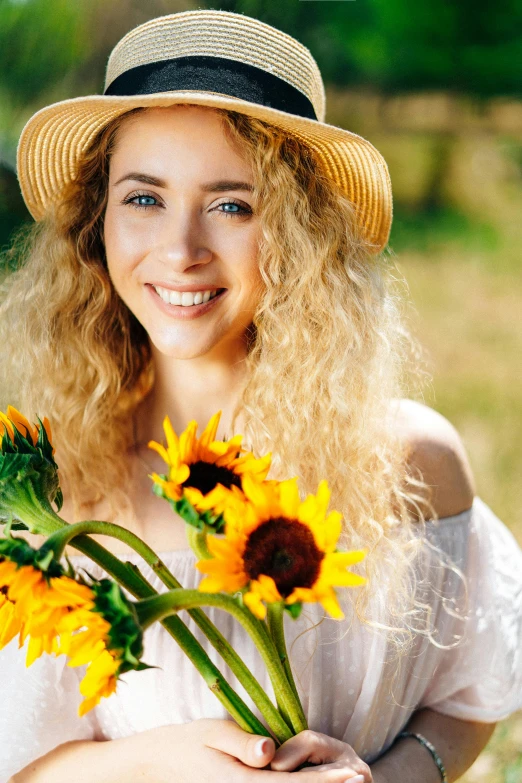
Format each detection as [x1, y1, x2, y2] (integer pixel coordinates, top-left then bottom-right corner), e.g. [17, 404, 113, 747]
[104, 55, 318, 121]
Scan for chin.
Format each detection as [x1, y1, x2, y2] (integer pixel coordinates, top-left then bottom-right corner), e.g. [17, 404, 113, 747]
[147, 333, 219, 360]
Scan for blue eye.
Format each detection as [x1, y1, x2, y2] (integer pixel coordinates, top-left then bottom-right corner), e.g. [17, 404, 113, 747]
[133, 195, 157, 207]
[217, 200, 251, 218]
[122, 192, 160, 210]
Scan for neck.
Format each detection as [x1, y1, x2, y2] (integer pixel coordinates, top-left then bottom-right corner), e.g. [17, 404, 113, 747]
[133, 343, 249, 449]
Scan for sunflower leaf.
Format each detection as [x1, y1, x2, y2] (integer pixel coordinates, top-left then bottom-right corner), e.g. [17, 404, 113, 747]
[35, 548, 55, 572]
[285, 602, 303, 620]
[173, 497, 203, 529]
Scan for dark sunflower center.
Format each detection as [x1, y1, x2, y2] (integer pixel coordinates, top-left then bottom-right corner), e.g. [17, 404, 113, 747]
[182, 460, 242, 495]
[242, 517, 323, 597]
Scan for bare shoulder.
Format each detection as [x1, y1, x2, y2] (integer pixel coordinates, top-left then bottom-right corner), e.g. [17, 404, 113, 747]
[389, 398, 476, 519]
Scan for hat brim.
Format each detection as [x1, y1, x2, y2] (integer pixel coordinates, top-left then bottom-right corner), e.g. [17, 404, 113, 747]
[16, 89, 392, 252]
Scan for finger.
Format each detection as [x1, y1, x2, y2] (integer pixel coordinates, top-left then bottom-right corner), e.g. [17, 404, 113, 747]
[202, 719, 276, 768]
[270, 730, 348, 771]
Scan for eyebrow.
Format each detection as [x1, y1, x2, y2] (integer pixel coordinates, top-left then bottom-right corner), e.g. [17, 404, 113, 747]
[113, 172, 254, 192]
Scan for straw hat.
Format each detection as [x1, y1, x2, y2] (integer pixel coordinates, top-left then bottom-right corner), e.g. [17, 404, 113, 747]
[16, 9, 393, 253]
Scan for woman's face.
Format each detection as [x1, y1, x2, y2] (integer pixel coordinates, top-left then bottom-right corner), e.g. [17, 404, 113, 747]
[104, 105, 263, 360]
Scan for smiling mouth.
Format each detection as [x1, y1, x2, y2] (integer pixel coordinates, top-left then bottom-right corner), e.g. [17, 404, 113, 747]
[148, 284, 228, 311]
[149, 284, 227, 307]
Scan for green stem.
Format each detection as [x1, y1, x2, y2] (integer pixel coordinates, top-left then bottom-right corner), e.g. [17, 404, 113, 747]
[136, 590, 308, 735]
[267, 602, 306, 728]
[6, 485, 66, 534]
[40, 519, 292, 743]
[71, 536, 269, 737]
[186, 526, 212, 560]
[6, 495, 269, 738]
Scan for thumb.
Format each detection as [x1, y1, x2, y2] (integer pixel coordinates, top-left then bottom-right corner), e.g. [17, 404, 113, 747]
[203, 720, 276, 768]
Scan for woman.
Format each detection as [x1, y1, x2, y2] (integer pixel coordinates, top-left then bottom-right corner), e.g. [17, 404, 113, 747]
[1, 10, 521, 783]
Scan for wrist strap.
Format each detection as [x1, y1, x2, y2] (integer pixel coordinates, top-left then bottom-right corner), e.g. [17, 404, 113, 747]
[396, 731, 448, 782]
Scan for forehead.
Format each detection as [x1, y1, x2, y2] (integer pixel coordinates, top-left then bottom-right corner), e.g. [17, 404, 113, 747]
[109, 105, 250, 176]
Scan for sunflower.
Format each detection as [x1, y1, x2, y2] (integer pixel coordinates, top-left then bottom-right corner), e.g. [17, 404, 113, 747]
[0, 405, 62, 514]
[147, 410, 272, 517]
[196, 475, 367, 620]
[55, 579, 150, 716]
[0, 539, 148, 714]
[56, 604, 120, 715]
[0, 537, 96, 664]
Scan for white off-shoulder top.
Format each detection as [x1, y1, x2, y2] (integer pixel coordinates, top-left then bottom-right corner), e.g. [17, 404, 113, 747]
[1, 497, 521, 780]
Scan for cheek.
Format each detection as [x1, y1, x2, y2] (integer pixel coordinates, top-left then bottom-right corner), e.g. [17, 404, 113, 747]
[103, 207, 144, 279]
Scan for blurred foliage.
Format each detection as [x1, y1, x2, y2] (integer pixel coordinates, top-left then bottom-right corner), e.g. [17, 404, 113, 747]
[0, 0, 88, 106]
[215, 0, 522, 95]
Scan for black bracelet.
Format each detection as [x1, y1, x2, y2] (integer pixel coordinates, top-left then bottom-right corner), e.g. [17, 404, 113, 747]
[396, 731, 448, 782]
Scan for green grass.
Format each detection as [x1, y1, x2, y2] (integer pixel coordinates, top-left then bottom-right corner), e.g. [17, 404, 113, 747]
[390, 210, 522, 781]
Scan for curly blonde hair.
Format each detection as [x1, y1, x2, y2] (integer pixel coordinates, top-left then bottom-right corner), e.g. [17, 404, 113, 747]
[0, 106, 434, 647]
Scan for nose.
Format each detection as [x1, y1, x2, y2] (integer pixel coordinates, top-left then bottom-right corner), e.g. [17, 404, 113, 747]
[156, 208, 213, 272]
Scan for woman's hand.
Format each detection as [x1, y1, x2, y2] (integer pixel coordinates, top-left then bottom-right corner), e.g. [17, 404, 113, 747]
[270, 730, 372, 783]
[127, 720, 371, 782]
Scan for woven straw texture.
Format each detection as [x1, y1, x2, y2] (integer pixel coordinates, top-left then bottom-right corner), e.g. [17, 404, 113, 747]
[16, 9, 393, 253]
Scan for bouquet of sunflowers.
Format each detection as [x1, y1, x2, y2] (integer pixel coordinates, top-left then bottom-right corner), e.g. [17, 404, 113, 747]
[0, 405, 367, 745]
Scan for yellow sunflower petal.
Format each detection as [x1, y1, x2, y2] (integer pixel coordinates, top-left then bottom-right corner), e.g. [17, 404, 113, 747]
[78, 695, 99, 717]
[205, 536, 243, 560]
[241, 474, 275, 519]
[278, 478, 301, 519]
[321, 511, 344, 553]
[67, 636, 107, 668]
[231, 452, 272, 480]
[285, 587, 316, 605]
[147, 440, 170, 465]
[0, 560, 18, 586]
[306, 510, 343, 554]
[26, 635, 46, 667]
[243, 589, 268, 620]
[318, 589, 345, 620]
[206, 440, 236, 461]
[162, 415, 180, 455]
[178, 420, 198, 463]
[0, 411, 15, 441]
[187, 483, 231, 514]
[0, 601, 22, 648]
[6, 405, 38, 444]
[252, 575, 282, 604]
[328, 572, 367, 588]
[198, 573, 247, 592]
[79, 649, 119, 700]
[327, 550, 368, 568]
[315, 480, 331, 517]
[199, 411, 222, 450]
[47, 577, 95, 606]
[182, 486, 204, 507]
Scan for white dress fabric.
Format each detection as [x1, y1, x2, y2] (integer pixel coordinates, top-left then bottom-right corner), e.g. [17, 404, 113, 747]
[1, 496, 521, 781]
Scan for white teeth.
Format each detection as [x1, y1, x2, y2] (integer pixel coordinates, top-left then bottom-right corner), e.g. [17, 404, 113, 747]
[152, 285, 221, 306]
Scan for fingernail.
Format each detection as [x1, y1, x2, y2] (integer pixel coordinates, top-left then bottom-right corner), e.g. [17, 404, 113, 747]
[255, 738, 270, 757]
[347, 776, 365, 783]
